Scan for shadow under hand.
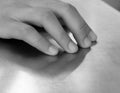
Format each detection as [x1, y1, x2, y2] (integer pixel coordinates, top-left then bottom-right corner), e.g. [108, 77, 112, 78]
[0, 39, 91, 79]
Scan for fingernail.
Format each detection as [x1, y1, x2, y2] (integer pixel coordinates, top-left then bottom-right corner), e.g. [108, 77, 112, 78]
[68, 42, 78, 53]
[49, 46, 58, 55]
[89, 32, 97, 41]
[84, 38, 91, 47]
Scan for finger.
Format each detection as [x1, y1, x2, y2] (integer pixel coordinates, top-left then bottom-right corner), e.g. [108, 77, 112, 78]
[10, 7, 78, 53]
[50, 3, 93, 48]
[41, 11, 78, 53]
[88, 31, 97, 41]
[9, 21, 59, 55]
[13, 8, 78, 53]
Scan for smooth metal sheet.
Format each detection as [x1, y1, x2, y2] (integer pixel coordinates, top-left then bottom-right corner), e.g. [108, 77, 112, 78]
[0, 0, 120, 93]
[103, 0, 120, 11]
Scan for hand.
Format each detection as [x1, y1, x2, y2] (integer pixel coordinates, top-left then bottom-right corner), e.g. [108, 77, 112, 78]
[0, 0, 97, 55]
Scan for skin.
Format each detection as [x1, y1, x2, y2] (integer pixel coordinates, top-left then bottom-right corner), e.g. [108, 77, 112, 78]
[0, 0, 97, 55]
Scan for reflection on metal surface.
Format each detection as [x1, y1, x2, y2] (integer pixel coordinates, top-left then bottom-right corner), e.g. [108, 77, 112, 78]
[0, 39, 91, 79]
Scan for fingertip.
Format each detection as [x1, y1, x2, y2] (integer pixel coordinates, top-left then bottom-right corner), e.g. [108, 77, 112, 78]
[48, 46, 59, 56]
[89, 31, 97, 41]
[68, 41, 78, 53]
[83, 38, 92, 48]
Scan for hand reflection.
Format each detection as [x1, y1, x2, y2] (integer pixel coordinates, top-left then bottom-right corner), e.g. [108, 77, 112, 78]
[0, 39, 91, 79]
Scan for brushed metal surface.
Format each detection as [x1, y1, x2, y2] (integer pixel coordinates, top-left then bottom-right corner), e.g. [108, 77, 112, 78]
[0, 0, 120, 93]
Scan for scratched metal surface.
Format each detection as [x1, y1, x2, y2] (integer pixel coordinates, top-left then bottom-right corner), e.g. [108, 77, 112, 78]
[0, 0, 120, 93]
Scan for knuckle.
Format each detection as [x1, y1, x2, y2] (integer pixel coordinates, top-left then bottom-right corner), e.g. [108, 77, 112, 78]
[59, 31, 68, 41]
[42, 10, 54, 21]
[63, 3, 75, 11]
[21, 25, 35, 38]
[21, 25, 44, 44]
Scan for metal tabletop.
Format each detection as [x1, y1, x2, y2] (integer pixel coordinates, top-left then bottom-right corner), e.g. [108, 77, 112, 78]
[0, 0, 120, 93]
